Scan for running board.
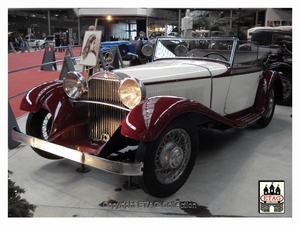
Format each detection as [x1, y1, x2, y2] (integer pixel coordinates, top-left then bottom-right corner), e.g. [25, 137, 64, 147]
[226, 112, 261, 125]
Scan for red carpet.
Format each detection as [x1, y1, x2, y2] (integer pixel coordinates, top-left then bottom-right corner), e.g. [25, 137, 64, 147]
[8, 47, 81, 118]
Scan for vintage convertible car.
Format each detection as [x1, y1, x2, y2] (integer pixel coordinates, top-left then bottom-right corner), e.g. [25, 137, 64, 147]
[12, 37, 283, 198]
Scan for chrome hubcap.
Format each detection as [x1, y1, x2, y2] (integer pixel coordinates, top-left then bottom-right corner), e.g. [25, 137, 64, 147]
[155, 129, 191, 184]
[160, 144, 184, 169]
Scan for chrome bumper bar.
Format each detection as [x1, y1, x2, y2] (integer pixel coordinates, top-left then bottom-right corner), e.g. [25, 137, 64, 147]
[11, 128, 143, 176]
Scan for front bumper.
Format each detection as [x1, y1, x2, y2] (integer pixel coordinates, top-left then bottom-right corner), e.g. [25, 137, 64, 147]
[11, 128, 143, 176]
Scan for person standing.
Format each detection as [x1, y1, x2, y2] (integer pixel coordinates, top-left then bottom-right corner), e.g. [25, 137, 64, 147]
[16, 34, 24, 53]
[109, 33, 115, 41]
[59, 31, 64, 52]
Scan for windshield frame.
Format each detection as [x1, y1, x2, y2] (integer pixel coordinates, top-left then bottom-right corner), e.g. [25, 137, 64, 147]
[152, 37, 240, 66]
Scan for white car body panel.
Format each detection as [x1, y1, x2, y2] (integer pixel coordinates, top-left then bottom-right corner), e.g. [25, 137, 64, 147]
[113, 37, 265, 116]
[117, 60, 230, 114]
[116, 60, 252, 115]
[117, 60, 227, 82]
[224, 71, 261, 114]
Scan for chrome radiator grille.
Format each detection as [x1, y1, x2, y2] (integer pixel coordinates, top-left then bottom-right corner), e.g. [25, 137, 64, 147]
[88, 78, 127, 142]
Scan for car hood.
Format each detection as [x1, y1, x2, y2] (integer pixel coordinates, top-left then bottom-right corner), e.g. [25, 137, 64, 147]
[115, 60, 228, 83]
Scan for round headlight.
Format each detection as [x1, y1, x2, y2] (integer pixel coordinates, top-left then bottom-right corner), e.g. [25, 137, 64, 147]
[63, 71, 87, 99]
[119, 78, 145, 109]
[141, 44, 153, 57]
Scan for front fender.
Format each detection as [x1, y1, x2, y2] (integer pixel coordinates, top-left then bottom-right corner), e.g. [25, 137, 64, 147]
[20, 79, 86, 140]
[20, 80, 63, 113]
[120, 97, 189, 141]
[120, 96, 247, 142]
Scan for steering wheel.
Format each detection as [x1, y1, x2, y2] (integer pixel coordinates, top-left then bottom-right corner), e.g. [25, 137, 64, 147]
[203, 52, 228, 61]
[104, 51, 114, 65]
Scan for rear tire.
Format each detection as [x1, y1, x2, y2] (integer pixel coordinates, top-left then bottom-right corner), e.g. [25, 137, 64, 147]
[257, 87, 275, 128]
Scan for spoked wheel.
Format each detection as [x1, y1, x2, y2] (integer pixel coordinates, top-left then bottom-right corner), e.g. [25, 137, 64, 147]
[136, 118, 198, 198]
[26, 108, 62, 159]
[257, 87, 275, 128]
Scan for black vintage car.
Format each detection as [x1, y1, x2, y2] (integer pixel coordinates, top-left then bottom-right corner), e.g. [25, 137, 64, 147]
[264, 40, 292, 105]
[251, 29, 292, 105]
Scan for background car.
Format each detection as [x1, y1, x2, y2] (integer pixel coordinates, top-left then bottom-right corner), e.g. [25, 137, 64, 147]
[39, 35, 56, 49]
[100, 38, 151, 61]
[250, 29, 292, 53]
[148, 31, 165, 38]
[24, 35, 44, 49]
[264, 40, 292, 105]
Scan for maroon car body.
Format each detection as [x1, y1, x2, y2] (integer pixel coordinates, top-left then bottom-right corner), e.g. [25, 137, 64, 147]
[12, 37, 283, 197]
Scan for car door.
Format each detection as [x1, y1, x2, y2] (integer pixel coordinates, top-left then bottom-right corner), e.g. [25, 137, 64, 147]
[224, 48, 263, 115]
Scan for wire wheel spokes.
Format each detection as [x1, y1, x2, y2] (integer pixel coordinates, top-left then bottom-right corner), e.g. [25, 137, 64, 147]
[41, 113, 52, 140]
[154, 129, 191, 184]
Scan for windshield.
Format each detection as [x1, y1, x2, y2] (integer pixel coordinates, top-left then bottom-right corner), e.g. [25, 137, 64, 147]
[154, 37, 236, 63]
[153, 37, 264, 67]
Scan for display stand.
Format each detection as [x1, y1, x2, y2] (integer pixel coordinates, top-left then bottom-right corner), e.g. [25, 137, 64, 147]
[9, 42, 17, 54]
[81, 19, 101, 78]
[64, 44, 76, 65]
[123, 176, 139, 190]
[41, 45, 57, 71]
[76, 152, 91, 173]
[59, 55, 76, 80]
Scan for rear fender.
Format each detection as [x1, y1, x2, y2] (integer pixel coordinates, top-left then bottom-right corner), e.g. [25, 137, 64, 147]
[120, 96, 247, 142]
[255, 70, 283, 111]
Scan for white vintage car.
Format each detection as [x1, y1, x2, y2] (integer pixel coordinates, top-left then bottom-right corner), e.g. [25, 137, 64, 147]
[24, 35, 44, 49]
[12, 37, 283, 198]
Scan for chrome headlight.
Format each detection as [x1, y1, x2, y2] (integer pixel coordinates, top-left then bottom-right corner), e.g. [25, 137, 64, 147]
[119, 78, 145, 109]
[141, 44, 153, 57]
[63, 71, 87, 99]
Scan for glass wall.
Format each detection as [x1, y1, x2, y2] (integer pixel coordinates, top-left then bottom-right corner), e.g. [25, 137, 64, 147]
[8, 8, 291, 45]
[8, 9, 78, 43]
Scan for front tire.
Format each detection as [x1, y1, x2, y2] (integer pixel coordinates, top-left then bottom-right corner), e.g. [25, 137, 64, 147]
[257, 87, 275, 128]
[136, 118, 198, 198]
[26, 108, 62, 159]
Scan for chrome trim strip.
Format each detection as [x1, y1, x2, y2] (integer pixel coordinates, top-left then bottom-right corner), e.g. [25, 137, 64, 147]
[70, 99, 131, 112]
[11, 128, 143, 176]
